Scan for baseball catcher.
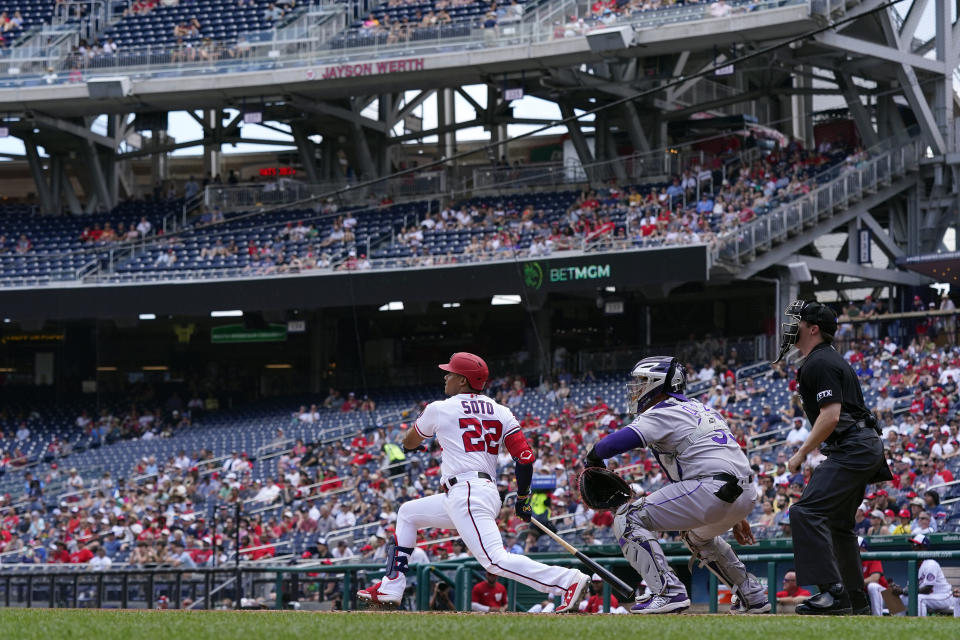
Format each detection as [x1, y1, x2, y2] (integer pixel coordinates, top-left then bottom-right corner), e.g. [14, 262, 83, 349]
[579, 356, 769, 614]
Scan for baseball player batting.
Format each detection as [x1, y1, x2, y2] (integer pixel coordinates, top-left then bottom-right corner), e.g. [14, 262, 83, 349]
[358, 352, 590, 612]
[581, 356, 770, 614]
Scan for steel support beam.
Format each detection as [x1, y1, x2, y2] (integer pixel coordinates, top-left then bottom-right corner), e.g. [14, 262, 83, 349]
[558, 103, 596, 183]
[61, 166, 83, 215]
[736, 176, 917, 278]
[24, 140, 55, 215]
[291, 123, 320, 184]
[789, 255, 930, 286]
[31, 114, 115, 148]
[289, 97, 388, 133]
[858, 211, 905, 260]
[813, 32, 944, 75]
[897, 64, 947, 155]
[393, 90, 432, 123]
[834, 71, 879, 146]
[620, 101, 651, 153]
[81, 141, 114, 211]
[899, 0, 930, 50]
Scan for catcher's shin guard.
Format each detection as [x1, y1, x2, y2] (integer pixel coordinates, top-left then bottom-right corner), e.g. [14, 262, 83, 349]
[614, 501, 682, 596]
[681, 532, 764, 603]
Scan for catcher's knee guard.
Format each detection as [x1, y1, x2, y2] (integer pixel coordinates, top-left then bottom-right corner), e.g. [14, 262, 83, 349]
[681, 532, 763, 603]
[613, 499, 681, 596]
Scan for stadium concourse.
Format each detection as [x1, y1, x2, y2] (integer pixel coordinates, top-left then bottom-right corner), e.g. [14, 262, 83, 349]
[1, 323, 959, 604]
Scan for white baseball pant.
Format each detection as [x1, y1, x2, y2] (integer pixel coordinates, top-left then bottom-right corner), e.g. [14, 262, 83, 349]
[397, 477, 582, 594]
[918, 594, 960, 617]
[865, 582, 884, 615]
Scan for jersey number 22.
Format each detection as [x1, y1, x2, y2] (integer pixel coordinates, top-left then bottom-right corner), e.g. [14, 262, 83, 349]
[459, 418, 502, 454]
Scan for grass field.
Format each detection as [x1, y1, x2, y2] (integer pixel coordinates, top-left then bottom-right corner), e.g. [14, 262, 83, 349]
[0, 609, 957, 640]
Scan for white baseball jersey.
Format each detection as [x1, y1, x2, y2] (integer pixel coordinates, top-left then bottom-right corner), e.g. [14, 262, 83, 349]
[918, 559, 954, 597]
[414, 393, 521, 480]
[626, 395, 752, 482]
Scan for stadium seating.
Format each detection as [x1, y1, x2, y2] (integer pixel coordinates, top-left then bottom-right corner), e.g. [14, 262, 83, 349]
[0, 1, 56, 48]
[0, 200, 182, 286]
[0, 143, 857, 285]
[107, 202, 422, 280]
[99, 0, 279, 54]
[2, 331, 960, 573]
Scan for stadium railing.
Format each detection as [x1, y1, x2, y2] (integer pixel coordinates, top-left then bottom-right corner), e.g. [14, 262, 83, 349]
[5, 546, 941, 613]
[715, 136, 921, 265]
[0, 0, 811, 84]
[204, 171, 447, 211]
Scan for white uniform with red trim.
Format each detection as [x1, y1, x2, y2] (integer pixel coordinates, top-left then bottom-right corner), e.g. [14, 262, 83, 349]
[378, 392, 586, 599]
[414, 393, 519, 481]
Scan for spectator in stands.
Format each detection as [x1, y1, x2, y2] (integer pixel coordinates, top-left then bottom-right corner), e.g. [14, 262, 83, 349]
[89, 544, 112, 571]
[14, 234, 31, 254]
[136, 217, 152, 237]
[892, 508, 912, 535]
[265, 3, 284, 20]
[431, 582, 455, 611]
[866, 510, 888, 535]
[482, 8, 498, 41]
[776, 569, 811, 608]
[471, 571, 508, 612]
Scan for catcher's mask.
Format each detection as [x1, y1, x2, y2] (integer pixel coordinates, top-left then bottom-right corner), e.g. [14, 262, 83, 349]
[626, 356, 686, 415]
[772, 299, 837, 364]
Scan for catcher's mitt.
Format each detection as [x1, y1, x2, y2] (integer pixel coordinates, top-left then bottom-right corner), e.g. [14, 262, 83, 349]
[578, 467, 632, 510]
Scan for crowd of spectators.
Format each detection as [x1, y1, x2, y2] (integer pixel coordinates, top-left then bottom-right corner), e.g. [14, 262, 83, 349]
[0, 234, 33, 254]
[0, 318, 958, 610]
[374, 138, 859, 267]
[79, 217, 155, 245]
[554, 0, 752, 38]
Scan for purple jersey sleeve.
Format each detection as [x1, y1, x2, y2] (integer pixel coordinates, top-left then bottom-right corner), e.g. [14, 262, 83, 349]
[593, 427, 645, 460]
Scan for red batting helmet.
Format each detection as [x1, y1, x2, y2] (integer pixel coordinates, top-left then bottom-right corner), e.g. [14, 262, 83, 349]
[438, 352, 489, 390]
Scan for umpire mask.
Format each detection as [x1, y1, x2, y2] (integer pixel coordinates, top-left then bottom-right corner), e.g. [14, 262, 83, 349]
[772, 300, 837, 363]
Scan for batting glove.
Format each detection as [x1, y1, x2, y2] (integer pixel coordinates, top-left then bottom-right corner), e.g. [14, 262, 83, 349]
[515, 494, 532, 522]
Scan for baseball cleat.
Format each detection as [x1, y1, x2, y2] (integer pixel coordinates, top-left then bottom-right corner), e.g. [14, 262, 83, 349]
[729, 598, 771, 614]
[555, 574, 590, 613]
[629, 592, 690, 614]
[357, 580, 402, 606]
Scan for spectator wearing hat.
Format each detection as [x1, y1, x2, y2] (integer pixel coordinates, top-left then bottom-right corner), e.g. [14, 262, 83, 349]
[908, 497, 926, 530]
[891, 509, 912, 535]
[866, 510, 888, 535]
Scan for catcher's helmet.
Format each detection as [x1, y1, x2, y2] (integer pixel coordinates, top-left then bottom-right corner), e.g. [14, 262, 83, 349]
[438, 352, 489, 391]
[627, 356, 686, 415]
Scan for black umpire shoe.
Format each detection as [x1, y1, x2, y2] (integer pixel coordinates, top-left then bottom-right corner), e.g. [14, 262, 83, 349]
[849, 589, 871, 615]
[796, 583, 853, 615]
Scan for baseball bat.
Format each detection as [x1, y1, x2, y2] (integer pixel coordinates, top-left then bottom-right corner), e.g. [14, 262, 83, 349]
[528, 518, 634, 600]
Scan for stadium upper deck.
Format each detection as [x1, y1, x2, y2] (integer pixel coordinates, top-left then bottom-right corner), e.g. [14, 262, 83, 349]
[0, 0, 817, 113]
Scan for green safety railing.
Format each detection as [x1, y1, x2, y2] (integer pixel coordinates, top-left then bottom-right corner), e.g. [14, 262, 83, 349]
[266, 547, 960, 616]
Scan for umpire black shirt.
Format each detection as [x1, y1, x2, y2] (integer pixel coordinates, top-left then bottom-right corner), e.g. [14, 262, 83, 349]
[797, 342, 872, 444]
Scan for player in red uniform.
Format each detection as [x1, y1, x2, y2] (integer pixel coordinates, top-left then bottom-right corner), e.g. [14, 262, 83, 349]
[472, 571, 508, 612]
